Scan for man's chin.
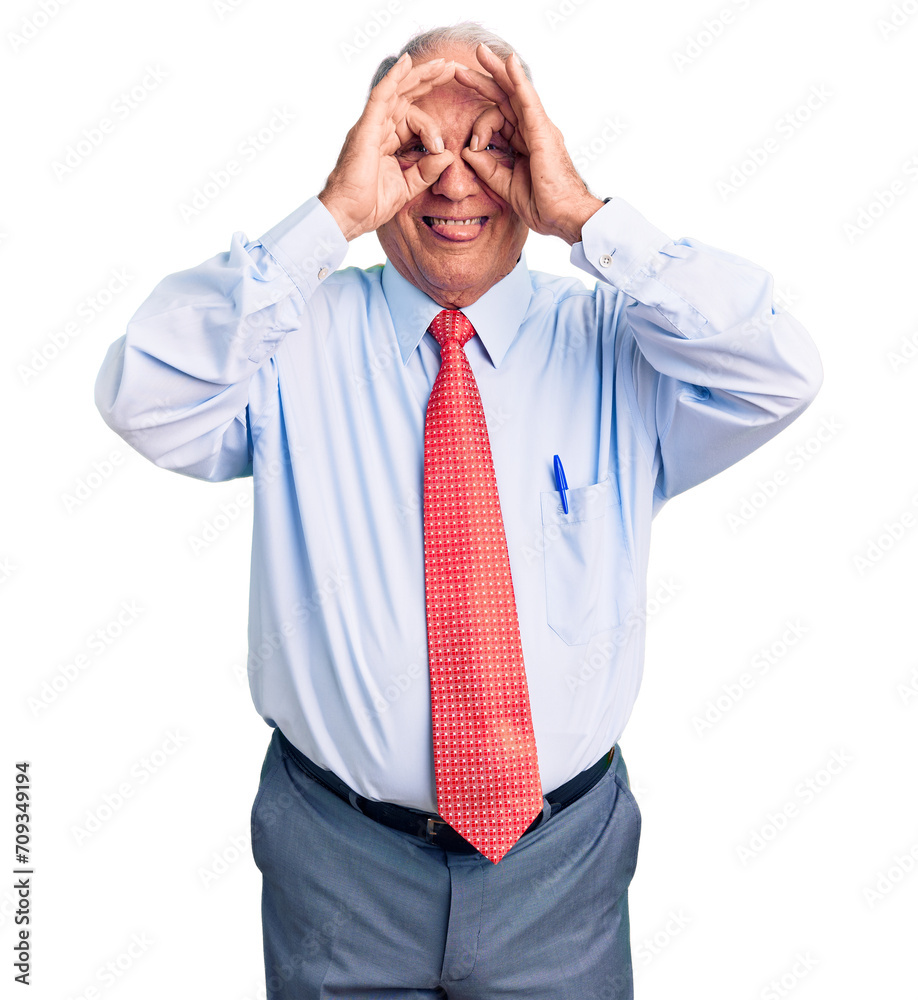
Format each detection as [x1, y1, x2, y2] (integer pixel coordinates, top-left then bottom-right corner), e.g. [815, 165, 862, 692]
[418, 267, 493, 309]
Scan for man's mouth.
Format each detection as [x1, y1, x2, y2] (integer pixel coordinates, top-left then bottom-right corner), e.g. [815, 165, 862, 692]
[423, 216, 487, 241]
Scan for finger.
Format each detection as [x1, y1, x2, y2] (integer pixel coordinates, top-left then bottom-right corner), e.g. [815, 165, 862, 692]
[474, 44, 518, 102]
[370, 52, 414, 104]
[504, 51, 547, 119]
[453, 65, 505, 102]
[477, 45, 550, 139]
[452, 65, 518, 128]
[461, 147, 513, 203]
[388, 60, 454, 136]
[395, 58, 455, 102]
[425, 58, 459, 86]
[507, 125, 529, 157]
[491, 116, 530, 157]
[390, 83, 449, 149]
[380, 57, 448, 121]
[393, 115, 413, 147]
[365, 55, 439, 138]
[468, 105, 505, 153]
[402, 150, 455, 200]
[405, 105, 446, 153]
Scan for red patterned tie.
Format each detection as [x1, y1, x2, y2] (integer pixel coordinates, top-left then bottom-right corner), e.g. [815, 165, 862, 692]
[423, 309, 542, 864]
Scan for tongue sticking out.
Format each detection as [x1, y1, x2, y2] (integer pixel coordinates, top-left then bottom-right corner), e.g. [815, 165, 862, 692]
[425, 216, 485, 241]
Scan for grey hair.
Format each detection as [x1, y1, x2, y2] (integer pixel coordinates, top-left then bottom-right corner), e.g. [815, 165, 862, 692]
[368, 22, 532, 93]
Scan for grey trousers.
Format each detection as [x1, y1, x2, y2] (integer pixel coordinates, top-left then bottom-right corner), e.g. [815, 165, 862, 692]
[251, 727, 641, 999]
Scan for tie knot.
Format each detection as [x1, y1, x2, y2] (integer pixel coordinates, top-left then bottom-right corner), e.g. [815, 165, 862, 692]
[428, 310, 474, 349]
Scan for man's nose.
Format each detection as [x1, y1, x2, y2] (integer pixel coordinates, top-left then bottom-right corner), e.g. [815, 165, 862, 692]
[430, 153, 481, 201]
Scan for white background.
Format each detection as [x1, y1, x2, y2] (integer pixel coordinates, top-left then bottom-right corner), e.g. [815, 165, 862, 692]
[3, 0, 917, 996]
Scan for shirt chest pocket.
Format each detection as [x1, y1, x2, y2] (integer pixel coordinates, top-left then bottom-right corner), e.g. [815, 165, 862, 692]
[539, 475, 635, 646]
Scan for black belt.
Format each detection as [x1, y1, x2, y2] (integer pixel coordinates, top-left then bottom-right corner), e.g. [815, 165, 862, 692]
[276, 729, 614, 855]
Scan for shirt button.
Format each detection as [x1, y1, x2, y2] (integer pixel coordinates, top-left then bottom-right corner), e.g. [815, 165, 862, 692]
[317, 266, 330, 280]
[599, 253, 614, 268]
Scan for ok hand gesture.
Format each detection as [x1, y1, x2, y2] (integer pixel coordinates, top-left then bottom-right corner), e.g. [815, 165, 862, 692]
[457, 45, 604, 246]
[319, 55, 458, 241]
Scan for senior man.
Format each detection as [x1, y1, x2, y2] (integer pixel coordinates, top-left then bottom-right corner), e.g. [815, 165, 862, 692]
[95, 23, 822, 1000]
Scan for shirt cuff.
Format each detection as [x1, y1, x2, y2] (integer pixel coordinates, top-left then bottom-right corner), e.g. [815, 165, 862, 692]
[259, 196, 349, 300]
[570, 197, 672, 292]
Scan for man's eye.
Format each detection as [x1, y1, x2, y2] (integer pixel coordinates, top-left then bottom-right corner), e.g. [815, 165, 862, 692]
[484, 141, 515, 161]
[397, 142, 428, 160]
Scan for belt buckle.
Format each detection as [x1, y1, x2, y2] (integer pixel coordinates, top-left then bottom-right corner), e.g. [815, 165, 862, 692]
[425, 816, 447, 844]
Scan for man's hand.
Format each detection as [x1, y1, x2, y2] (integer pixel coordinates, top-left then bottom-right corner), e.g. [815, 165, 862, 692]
[457, 45, 604, 246]
[319, 55, 457, 241]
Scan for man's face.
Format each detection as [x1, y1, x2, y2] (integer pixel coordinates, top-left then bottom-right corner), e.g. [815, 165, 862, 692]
[376, 45, 529, 309]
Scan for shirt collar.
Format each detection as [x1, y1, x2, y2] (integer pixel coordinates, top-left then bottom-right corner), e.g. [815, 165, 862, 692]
[381, 253, 532, 369]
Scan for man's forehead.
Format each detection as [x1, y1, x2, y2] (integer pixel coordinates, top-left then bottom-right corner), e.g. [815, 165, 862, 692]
[416, 81, 494, 110]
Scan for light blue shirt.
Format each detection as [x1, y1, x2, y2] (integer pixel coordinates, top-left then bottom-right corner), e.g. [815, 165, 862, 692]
[95, 196, 822, 811]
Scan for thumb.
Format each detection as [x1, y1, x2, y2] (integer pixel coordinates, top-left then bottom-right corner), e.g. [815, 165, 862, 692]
[404, 150, 455, 199]
[461, 148, 512, 202]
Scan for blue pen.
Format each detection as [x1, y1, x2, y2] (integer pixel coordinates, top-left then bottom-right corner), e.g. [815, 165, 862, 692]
[553, 455, 569, 514]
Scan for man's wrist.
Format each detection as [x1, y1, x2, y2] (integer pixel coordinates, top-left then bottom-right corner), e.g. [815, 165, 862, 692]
[318, 188, 364, 242]
[557, 193, 606, 246]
